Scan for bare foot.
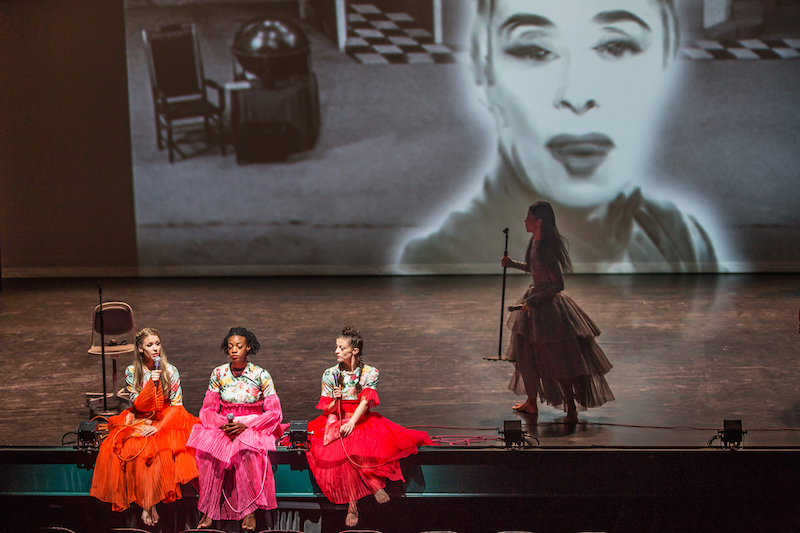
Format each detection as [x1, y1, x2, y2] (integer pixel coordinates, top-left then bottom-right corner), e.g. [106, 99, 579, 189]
[346, 502, 359, 527]
[142, 506, 158, 526]
[197, 514, 212, 529]
[374, 488, 390, 504]
[241, 512, 256, 531]
[512, 399, 538, 415]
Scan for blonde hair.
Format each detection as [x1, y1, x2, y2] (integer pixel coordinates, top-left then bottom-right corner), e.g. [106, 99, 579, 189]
[133, 327, 172, 400]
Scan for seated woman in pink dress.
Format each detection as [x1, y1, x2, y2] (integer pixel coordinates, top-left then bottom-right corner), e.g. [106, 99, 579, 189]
[186, 327, 284, 532]
[306, 326, 432, 528]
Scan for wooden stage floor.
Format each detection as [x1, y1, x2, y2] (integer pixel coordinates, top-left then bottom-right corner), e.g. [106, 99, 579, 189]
[1, 274, 799, 449]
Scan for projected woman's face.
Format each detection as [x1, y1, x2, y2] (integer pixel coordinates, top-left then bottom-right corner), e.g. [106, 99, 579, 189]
[481, 0, 672, 207]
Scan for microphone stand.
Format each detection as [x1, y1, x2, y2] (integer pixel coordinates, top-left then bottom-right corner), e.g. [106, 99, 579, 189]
[98, 282, 108, 412]
[485, 228, 510, 361]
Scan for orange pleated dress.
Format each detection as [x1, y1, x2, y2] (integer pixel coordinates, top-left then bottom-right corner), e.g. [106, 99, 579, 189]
[90, 364, 199, 511]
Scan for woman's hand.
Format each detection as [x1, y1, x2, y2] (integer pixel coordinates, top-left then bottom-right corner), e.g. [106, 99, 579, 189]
[150, 370, 162, 383]
[138, 424, 159, 437]
[501, 255, 513, 268]
[332, 386, 343, 400]
[340, 420, 355, 437]
[222, 421, 247, 440]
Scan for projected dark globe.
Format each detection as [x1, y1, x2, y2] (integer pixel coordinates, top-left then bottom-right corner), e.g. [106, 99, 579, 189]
[232, 16, 311, 83]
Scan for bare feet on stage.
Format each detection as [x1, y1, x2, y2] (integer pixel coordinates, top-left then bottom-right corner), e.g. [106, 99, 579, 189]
[197, 514, 212, 529]
[241, 512, 256, 532]
[141, 506, 159, 526]
[512, 398, 538, 416]
[374, 488, 390, 504]
[346, 501, 359, 527]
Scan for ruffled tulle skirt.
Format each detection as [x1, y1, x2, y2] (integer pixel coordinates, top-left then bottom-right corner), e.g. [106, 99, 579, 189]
[506, 289, 615, 411]
[90, 405, 199, 511]
[306, 403, 432, 504]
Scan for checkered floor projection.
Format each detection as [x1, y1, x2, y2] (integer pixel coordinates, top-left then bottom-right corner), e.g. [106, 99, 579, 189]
[345, 3, 456, 65]
[343, 4, 800, 64]
[681, 38, 800, 59]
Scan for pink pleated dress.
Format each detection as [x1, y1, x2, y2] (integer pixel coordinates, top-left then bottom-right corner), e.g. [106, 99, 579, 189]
[306, 364, 432, 504]
[186, 362, 284, 520]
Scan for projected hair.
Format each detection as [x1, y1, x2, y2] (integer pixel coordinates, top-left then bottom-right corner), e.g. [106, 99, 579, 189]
[133, 327, 172, 399]
[472, 0, 680, 84]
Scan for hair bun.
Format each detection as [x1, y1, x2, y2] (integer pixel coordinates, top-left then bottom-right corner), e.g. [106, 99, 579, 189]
[341, 325, 359, 336]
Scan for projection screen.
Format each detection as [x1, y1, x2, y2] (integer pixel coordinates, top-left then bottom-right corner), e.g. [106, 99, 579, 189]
[124, 0, 800, 275]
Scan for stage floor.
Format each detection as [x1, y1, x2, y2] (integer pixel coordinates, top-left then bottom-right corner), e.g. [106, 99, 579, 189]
[1, 274, 799, 448]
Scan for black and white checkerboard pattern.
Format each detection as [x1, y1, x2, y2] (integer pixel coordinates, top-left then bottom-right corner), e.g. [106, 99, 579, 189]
[345, 3, 456, 65]
[344, 3, 800, 64]
[681, 38, 800, 59]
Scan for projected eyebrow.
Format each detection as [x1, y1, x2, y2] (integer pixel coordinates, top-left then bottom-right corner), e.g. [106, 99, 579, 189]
[593, 10, 651, 30]
[497, 14, 555, 35]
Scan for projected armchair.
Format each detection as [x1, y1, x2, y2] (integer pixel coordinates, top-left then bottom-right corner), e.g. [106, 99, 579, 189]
[143, 23, 225, 163]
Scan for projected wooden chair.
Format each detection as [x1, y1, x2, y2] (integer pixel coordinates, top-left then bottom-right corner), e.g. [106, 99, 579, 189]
[86, 301, 135, 414]
[143, 23, 225, 163]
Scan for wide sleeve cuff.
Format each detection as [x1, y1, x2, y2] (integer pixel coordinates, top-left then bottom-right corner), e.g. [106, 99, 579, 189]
[358, 388, 380, 407]
[247, 394, 283, 435]
[316, 396, 333, 411]
[132, 379, 164, 412]
[199, 390, 226, 428]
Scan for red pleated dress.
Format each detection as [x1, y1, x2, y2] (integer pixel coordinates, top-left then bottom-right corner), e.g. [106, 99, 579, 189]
[90, 364, 199, 511]
[306, 364, 432, 504]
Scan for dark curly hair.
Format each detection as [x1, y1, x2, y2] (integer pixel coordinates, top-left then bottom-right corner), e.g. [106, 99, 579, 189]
[220, 326, 260, 355]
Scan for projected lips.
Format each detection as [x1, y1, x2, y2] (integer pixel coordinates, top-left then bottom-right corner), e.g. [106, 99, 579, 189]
[232, 16, 311, 83]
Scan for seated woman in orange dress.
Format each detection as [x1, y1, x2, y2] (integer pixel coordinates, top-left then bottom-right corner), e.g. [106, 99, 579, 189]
[306, 326, 432, 528]
[90, 327, 198, 526]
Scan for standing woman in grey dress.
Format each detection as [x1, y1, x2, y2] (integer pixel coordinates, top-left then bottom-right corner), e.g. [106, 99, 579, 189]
[502, 201, 615, 422]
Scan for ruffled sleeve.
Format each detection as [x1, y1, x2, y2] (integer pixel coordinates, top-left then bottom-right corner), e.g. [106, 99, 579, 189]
[199, 390, 226, 429]
[125, 365, 139, 403]
[132, 379, 164, 412]
[246, 394, 283, 434]
[359, 366, 380, 407]
[167, 364, 183, 406]
[315, 368, 336, 410]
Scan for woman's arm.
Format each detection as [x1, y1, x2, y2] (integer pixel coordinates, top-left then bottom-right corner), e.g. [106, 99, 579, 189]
[340, 397, 370, 437]
[501, 256, 528, 271]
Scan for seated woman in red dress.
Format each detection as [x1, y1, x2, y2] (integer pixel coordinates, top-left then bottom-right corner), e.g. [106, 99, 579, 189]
[90, 328, 198, 527]
[306, 326, 432, 528]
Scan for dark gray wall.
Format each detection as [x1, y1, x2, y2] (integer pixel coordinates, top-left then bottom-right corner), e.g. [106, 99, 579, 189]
[0, 0, 137, 277]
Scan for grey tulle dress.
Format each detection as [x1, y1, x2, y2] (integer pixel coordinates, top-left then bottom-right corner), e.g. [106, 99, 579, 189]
[505, 240, 615, 411]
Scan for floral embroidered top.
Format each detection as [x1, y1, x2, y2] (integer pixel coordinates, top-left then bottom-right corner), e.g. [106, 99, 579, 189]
[125, 363, 183, 405]
[208, 362, 276, 404]
[319, 363, 380, 404]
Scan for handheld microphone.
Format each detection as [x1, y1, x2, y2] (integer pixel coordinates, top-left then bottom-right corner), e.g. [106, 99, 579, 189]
[227, 413, 234, 424]
[332, 371, 340, 387]
[153, 355, 161, 370]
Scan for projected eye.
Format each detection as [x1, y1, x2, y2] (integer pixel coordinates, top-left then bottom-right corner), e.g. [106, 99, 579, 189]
[504, 44, 559, 63]
[594, 39, 643, 60]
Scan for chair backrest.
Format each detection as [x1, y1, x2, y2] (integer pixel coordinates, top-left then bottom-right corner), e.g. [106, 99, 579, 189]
[89, 301, 135, 357]
[255, 530, 303, 533]
[143, 23, 204, 99]
[34, 528, 78, 533]
[339, 530, 383, 533]
[107, 528, 151, 533]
